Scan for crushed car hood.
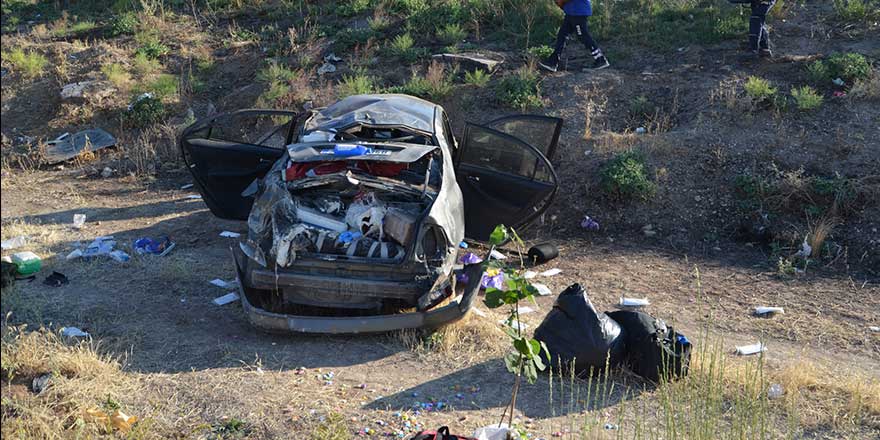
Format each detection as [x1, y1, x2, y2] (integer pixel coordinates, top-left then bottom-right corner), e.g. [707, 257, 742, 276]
[304, 94, 438, 135]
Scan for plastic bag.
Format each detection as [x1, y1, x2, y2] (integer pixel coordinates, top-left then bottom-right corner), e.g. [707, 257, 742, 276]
[534, 283, 626, 376]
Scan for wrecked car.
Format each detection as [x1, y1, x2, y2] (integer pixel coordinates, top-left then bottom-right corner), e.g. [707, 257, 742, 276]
[180, 94, 562, 333]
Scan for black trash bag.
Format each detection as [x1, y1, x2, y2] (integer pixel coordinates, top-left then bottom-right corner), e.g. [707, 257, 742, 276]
[534, 284, 626, 376]
[607, 310, 692, 382]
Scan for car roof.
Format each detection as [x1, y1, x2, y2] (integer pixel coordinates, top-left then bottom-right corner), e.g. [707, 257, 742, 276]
[304, 94, 439, 135]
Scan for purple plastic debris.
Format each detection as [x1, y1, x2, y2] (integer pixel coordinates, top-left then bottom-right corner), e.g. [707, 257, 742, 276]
[460, 252, 483, 264]
[581, 216, 600, 231]
[456, 272, 469, 284]
[481, 272, 505, 290]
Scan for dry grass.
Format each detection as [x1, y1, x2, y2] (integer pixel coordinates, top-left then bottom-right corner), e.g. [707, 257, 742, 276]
[806, 215, 840, 258]
[396, 310, 505, 361]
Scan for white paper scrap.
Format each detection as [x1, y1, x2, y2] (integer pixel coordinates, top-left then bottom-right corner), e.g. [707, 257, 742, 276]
[489, 249, 507, 260]
[532, 283, 552, 296]
[755, 306, 784, 315]
[735, 343, 766, 356]
[185, 194, 203, 199]
[540, 268, 561, 277]
[213, 292, 240, 306]
[219, 231, 241, 238]
[523, 271, 538, 279]
[620, 297, 650, 307]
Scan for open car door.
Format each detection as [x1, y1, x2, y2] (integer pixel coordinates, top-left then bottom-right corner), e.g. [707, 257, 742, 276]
[484, 115, 562, 161]
[180, 110, 298, 220]
[455, 122, 559, 241]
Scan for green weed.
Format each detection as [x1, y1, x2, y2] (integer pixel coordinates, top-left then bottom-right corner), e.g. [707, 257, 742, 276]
[833, 0, 875, 21]
[744, 76, 777, 103]
[496, 67, 543, 110]
[337, 71, 376, 97]
[806, 59, 830, 85]
[131, 52, 160, 77]
[126, 95, 165, 128]
[2, 48, 48, 78]
[145, 74, 178, 99]
[599, 150, 656, 201]
[390, 62, 453, 100]
[791, 86, 823, 111]
[464, 69, 491, 87]
[388, 33, 422, 63]
[826, 52, 872, 83]
[110, 11, 138, 36]
[437, 23, 467, 45]
[134, 31, 169, 59]
[526, 45, 554, 60]
[101, 63, 130, 87]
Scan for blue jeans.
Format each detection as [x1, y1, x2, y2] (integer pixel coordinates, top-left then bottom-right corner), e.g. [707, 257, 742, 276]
[750, 0, 776, 51]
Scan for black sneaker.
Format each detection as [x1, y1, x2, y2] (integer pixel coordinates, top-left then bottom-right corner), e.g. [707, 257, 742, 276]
[589, 56, 610, 70]
[538, 58, 558, 72]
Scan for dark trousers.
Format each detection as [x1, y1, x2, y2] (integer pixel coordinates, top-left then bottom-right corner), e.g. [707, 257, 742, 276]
[551, 15, 602, 63]
[749, 0, 776, 51]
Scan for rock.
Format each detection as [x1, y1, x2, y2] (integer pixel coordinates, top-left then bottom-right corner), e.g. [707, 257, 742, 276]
[317, 63, 336, 75]
[101, 167, 113, 178]
[324, 53, 342, 63]
[431, 52, 504, 72]
[32, 373, 52, 394]
[60, 80, 115, 101]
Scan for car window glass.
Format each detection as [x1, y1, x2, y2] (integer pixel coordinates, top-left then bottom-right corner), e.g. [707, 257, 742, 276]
[441, 112, 457, 151]
[460, 125, 551, 183]
[207, 113, 294, 149]
[485, 117, 558, 159]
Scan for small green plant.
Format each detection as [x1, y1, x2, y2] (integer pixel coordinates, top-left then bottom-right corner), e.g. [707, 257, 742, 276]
[2, 48, 48, 78]
[744, 76, 777, 102]
[437, 23, 466, 45]
[496, 67, 543, 110]
[388, 33, 422, 63]
[337, 70, 375, 97]
[101, 63, 130, 87]
[135, 31, 169, 59]
[257, 61, 298, 84]
[110, 11, 138, 36]
[334, 28, 376, 52]
[599, 150, 656, 201]
[833, 0, 872, 21]
[776, 256, 796, 277]
[826, 52, 872, 83]
[145, 74, 178, 99]
[629, 94, 654, 118]
[339, 0, 374, 17]
[126, 95, 165, 128]
[131, 52, 160, 77]
[791, 86, 823, 111]
[481, 224, 550, 427]
[464, 69, 491, 87]
[526, 45, 554, 60]
[806, 59, 830, 85]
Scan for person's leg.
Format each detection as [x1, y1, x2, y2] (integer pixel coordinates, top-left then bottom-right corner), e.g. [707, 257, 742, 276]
[759, 0, 776, 51]
[749, 1, 773, 52]
[570, 16, 609, 69]
[547, 16, 574, 65]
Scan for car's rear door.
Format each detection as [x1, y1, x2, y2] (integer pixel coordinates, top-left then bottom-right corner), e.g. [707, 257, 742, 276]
[180, 110, 297, 220]
[454, 122, 559, 241]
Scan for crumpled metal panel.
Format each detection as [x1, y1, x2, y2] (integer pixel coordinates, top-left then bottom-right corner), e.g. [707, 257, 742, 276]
[304, 94, 437, 135]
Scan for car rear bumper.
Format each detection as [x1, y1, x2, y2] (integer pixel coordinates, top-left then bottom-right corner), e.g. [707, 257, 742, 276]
[232, 247, 482, 334]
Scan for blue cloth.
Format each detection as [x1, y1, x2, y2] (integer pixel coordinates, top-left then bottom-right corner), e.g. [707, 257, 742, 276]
[563, 0, 592, 16]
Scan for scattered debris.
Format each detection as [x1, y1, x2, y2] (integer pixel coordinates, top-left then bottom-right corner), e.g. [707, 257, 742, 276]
[795, 239, 812, 258]
[180, 183, 194, 190]
[1, 235, 27, 250]
[32, 373, 52, 394]
[754, 306, 784, 317]
[532, 283, 552, 296]
[832, 78, 845, 86]
[471, 307, 487, 317]
[219, 231, 241, 238]
[134, 237, 175, 256]
[213, 292, 240, 306]
[459, 241, 468, 249]
[72, 213, 86, 229]
[473, 423, 511, 440]
[642, 224, 656, 237]
[518, 306, 535, 315]
[431, 52, 505, 72]
[619, 297, 650, 307]
[12, 251, 42, 275]
[109, 250, 130, 263]
[635, 127, 647, 134]
[767, 383, 784, 400]
[43, 271, 69, 287]
[604, 423, 619, 430]
[324, 53, 342, 62]
[523, 270, 538, 279]
[84, 407, 138, 433]
[66, 249, 83, 260]
[209, 278, 237, 289]
[735, 342, 766, 356]
[580, 215, 600, 231]
[61, 327, 89, 338]
[317, 62, 337, 75]
[527, 242, 559, 264]
[100, 167, 113, 178]
[44, 129, 116, 164]
[60, 80, 115, 101]
[460, 253, 483, 264]
[489, 249, 507, 260]
[868, 326, 880, 333]
[81, 236, 116, 259]
[185, 194, 203, 200]
[833, 91, 847, 97]
[540, 268, 561, 277]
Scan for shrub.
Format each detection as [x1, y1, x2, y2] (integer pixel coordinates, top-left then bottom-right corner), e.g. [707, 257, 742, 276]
[791, 86, 823, 111]
[131, 52, 160, 77]
[599, 151, 656, 200]
[339, 0, 375, 17]
[744, 76, 777, 102]
[806, 60, 830, 85]
[464, 69, 491, 87]
[2, 48, 48, 78]
[126, 94, 165, 128]
[337, 71, 375, 97]
[629, 95, 654, 118]
[388, 33, 422, 63]
[135, 31, 169, 59]
[146, 74, 178, 99]
[390, 62, 452, 100]
[334, 28, 376, 52]
[833, 0, 872, 21]
[257, 61, 298, 84]
[101, 63, 130, 87]
[496, 67, 543, 110]
[826, 52, 872, 83]
[526, 45, 554, 60]
[437, 23, 466, 45]
[110, 11, 138, 36]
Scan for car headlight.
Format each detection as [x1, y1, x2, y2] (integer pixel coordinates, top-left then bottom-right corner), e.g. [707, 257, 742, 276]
[418, 225, 448, 262]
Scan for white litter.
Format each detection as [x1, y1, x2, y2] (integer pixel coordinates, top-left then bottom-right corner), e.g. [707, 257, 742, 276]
[767, 383, 784, 400]
[523, 270, 538, 279]
[209, 278, 236, 289]
[65, 249, 83, 260]
[471, 307, 487, 318]
[499, 319, 528, 332]
[219, 231, 241, 238]
[180, 183, 194, 190]
[620, 297, 650, 307]
[532, 283, 552, 296]
[109, 250, 130, 263]
[473, 423, 510, 440]
[868, 326, 880, 333]
[755, 306, 784, 316]
[213, 292, 240, 306]
[518, 306, 535, 315]
[61, 327, 89, 338]
[489, 249, 507, 260]
[72, 213, 86, 229]
[795, 239, 812, 258]
[185, 194, 203, 199]
[540, 268, 561, 277]
[735, 342, 766, 356]
[1, 235, 27, 250]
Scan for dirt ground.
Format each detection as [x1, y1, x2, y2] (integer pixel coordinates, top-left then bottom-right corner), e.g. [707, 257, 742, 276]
[2, 1, 879, 438]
